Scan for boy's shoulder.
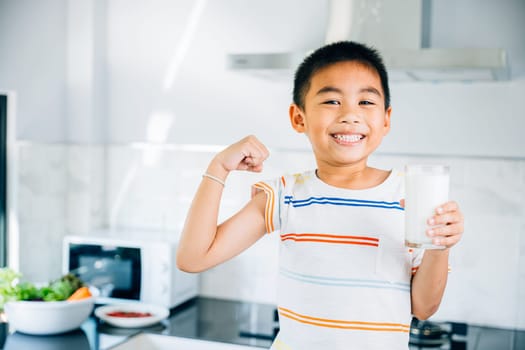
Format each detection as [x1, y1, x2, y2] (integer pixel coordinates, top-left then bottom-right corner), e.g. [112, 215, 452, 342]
[253, 170, 316, 194]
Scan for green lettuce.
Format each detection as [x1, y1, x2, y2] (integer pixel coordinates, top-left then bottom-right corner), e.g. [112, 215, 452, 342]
[0, 268, 85, 309]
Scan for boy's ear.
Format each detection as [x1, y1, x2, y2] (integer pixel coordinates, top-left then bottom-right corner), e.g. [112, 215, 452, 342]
[383, 106, 392, 135]
[289, 104, 306, 133]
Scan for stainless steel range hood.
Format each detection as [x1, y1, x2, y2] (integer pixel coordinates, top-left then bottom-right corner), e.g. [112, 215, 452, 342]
[227, 0, 509, 82]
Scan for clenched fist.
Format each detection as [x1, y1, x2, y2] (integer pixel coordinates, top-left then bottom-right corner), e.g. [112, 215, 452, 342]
[209, 135, 270, 179]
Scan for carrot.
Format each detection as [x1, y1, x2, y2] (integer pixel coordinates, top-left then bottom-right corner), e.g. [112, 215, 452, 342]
[67, 286, 92, 301]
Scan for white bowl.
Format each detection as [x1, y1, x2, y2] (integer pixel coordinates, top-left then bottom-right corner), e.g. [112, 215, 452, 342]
[4, 296, 95, 335]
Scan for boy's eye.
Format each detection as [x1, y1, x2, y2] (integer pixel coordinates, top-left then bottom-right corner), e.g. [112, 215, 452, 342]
[359, 100, 375, 106]
[322, 100, 341, 105]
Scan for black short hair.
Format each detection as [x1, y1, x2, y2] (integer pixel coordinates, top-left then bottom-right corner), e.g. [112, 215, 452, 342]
[293, 41, 390, 111]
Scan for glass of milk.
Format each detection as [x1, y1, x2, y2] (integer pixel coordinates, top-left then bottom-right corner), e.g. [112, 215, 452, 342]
[404, 164, 450, 249]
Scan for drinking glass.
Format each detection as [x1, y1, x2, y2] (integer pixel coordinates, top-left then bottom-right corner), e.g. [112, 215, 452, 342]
[404, 164, 450, 249]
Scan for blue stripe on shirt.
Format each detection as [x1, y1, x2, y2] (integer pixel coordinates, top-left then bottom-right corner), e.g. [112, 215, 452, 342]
[283, 196, 403, 210]
[280, 267, 411, 292]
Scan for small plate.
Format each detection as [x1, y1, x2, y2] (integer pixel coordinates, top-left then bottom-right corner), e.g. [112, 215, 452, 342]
[95, 303, 169, 328]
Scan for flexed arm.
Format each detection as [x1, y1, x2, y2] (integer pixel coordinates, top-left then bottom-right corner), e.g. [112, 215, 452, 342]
[176, 135, 270, 273]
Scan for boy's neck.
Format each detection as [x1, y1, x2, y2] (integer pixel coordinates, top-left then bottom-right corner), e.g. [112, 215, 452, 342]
[315, 165, 390, 190]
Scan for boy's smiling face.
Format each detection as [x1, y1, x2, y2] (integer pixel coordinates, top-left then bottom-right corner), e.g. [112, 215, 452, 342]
[289, 60, 392, 170]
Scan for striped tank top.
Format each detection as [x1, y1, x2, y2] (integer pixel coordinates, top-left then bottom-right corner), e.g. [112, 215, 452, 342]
[253, 169, 424, 350]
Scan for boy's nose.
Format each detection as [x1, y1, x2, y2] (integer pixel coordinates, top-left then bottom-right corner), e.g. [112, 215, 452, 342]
[338, 112, 361, 124]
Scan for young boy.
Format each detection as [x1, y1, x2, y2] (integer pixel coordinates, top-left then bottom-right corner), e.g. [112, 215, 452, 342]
[177, 41, 464, 349]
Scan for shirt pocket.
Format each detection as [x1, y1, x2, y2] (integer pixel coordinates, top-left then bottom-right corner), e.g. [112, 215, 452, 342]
[376, 234, 412, 284]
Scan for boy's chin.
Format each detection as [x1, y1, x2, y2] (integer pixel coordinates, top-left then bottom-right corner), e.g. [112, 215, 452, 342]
[315, 155, 371, 167]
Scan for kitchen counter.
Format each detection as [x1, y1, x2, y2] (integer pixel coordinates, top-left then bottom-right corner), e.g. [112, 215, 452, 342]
[0, 297, 523, 349]
[0, 297, 275, 350]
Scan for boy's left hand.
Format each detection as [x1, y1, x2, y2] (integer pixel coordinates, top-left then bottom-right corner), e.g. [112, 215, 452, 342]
[400, 200, 464, 249]
[426, 201, 464, 248]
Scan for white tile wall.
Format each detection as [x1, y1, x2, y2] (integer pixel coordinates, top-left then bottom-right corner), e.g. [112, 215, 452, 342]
[105, 145, 215, 232]
[16, 143, 106, 282]
[17, 143, 68, 283]
[15, 142, 525, 329]
[66, 145, 106, 235]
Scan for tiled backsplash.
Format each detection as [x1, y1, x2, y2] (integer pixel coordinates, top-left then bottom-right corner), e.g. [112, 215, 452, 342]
[15, 142, 525, 330]
[16, 143, 105, 282]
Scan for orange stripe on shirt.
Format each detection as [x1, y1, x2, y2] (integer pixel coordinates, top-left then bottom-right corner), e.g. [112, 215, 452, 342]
[281, 233, 379, 247]
[282, 237, 379, 247]
[278, 307, 410, 332]
[253, 182, 275, 233]
[281, 233, 379, 242]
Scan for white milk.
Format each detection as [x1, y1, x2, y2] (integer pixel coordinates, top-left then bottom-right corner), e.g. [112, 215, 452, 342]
[404, 165, 449, 249]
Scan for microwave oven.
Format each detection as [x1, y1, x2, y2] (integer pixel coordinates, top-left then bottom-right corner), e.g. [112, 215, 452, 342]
[63, 232, 198, 309]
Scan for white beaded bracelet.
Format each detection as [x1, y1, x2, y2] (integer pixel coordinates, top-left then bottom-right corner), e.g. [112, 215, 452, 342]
[202, 173, 226, 187]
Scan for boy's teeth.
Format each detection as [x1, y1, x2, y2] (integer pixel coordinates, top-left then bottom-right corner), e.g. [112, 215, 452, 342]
[334, 134, 362, 142]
